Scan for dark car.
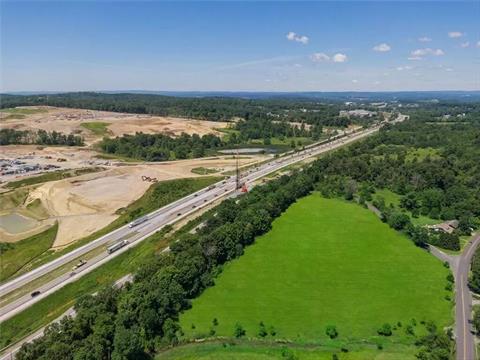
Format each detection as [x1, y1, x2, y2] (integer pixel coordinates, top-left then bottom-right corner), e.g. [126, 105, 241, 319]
[31, 290, 41, 297]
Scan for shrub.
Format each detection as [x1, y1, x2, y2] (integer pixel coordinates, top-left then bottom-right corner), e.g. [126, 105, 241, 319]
[234, 323, 246, 338]
[377, 323, 392, 336]
[325, 325, 338, 339]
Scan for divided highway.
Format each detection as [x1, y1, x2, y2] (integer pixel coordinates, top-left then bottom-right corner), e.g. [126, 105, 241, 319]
[0, 116, 403, 326]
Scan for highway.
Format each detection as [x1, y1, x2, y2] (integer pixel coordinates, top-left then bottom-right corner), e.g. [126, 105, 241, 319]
[455, 233, 480, 360]
[0, 116, 404, 325]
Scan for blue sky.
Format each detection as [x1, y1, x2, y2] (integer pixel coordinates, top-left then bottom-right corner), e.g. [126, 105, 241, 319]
[1, 1, 479, 92]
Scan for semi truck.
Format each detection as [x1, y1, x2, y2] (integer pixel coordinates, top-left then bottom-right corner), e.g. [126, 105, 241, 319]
[128, 216, 148, 228]
[107, 240, 129, 254]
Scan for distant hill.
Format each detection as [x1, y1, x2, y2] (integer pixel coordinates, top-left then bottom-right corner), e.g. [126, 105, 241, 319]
[3, 90, 480, 102]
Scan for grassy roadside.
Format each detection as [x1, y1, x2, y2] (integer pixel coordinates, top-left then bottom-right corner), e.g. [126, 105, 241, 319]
[0, 224, 58, 282]
[5, 167, 104, 189]
[7, 176, 222, 281]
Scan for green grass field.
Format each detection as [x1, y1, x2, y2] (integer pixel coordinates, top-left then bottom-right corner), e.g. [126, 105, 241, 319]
[157, 342, 417, 360]
[180, 195, 452, 344]
[0, 224, 58, 282]
[80, 121, 111, 136]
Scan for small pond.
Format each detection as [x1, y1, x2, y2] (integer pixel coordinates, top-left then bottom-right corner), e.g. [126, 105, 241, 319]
[0, 213, 39, 234]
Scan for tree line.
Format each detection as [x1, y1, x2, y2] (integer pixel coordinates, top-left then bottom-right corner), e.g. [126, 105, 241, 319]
[99, 132, 223, 161]
[0, 128, 84, 146]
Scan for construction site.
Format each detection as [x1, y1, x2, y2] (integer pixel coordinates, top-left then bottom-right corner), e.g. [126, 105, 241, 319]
[0, 106, 270, 250]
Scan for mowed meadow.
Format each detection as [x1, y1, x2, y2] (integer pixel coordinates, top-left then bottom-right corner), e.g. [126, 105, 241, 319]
[180, 194, 452, 343]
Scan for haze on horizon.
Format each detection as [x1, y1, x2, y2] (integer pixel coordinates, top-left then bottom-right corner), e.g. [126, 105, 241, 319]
[1, 1, 479, 93]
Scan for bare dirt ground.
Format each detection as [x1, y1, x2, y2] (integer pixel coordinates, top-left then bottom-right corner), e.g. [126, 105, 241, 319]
[19, 155, 267, 248]
[0, 106, 230, 145]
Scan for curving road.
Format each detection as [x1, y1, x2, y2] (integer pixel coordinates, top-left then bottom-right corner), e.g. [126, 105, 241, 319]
[455, 233, 480, 360]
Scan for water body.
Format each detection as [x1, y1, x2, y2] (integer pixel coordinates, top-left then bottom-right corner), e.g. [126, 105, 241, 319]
[219, 148, 277, 154]
[0, 213, 39, 234]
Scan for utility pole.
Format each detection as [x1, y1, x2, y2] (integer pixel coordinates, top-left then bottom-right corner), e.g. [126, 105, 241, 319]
[235, 147, 240, 190]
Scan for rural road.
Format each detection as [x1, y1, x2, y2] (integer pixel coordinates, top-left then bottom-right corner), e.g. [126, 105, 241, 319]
[0, 115, 406, 357]
[455, 233, 480, 360]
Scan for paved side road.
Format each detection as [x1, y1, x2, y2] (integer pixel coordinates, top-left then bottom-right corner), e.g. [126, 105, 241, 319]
[455, 234, 480, 360]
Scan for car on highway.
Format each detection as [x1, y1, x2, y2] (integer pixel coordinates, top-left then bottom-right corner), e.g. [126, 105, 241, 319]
[30, 290, 41, 297]
[72, 259, 87, 271]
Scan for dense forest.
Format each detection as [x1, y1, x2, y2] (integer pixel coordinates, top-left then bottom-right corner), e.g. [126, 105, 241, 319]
[16, 109, 478, 359]
[0, 128, 84, 146]
[1, 92, 381, 128]
[99, 133, 223, 161]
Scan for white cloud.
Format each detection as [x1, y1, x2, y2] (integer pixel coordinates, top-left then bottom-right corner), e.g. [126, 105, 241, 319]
[460, 41, 470, 48]
[409, 48, 445, 60]
[445, 68, 453, 72]
[396, 65, 412, 71]
[352, 79, 358, 83]
[418, 36, 432, 42]
[448, 31, 463, 38]
[373, 43, 391, 52]
[286, 31, 309, 45]
[310, 52, 347, 64]
[310, 53, 330, 62]
[332, 53, 348, 63]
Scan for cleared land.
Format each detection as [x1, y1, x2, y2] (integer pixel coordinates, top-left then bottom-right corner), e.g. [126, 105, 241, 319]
[0, 106, 230, 145]
[180, 195, 452, 344]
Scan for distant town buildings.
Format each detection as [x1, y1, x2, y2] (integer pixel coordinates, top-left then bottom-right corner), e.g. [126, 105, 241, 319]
[339, 109, 377, 118]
